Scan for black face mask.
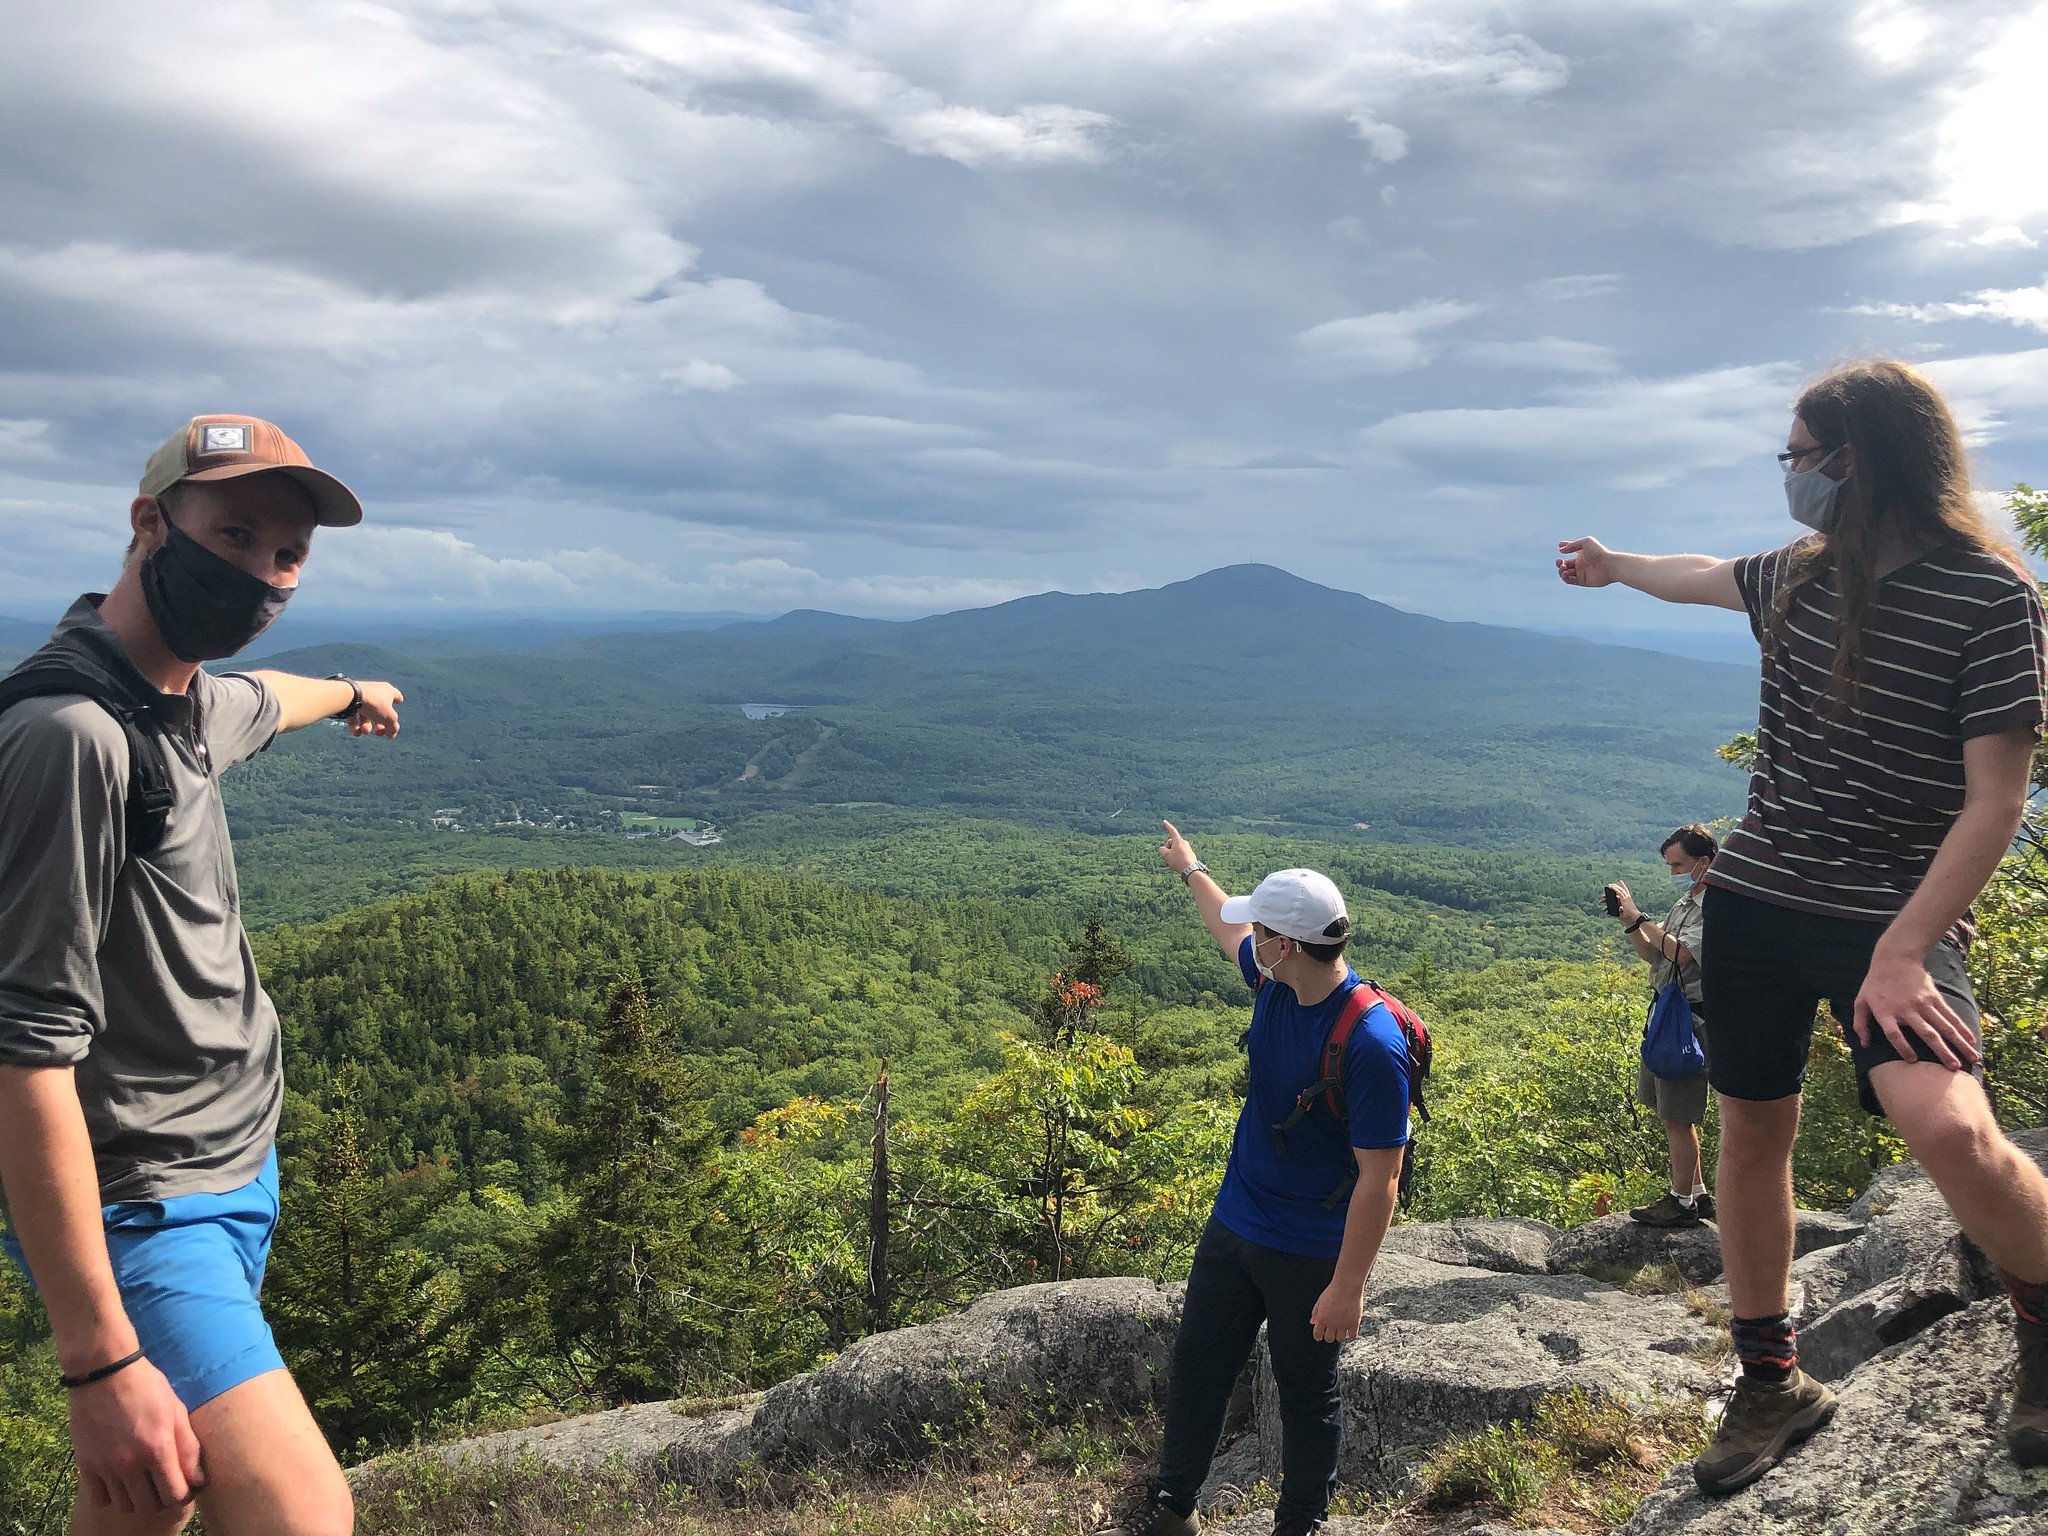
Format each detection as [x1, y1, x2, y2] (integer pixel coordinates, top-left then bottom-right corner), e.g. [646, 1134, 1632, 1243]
[139, 518, 293, 663]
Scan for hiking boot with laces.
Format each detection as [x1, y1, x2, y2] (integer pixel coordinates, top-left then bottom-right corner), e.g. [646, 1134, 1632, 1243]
[1630, 1191, 1706, 1229]
[1694, 1370, 1837, 1495]
[1097, 1489, 1200, 1536]
[2012, 1317, 2048, 1466]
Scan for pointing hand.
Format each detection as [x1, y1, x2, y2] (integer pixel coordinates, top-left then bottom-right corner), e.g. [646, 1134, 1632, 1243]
[1159, 819, 1197, 873]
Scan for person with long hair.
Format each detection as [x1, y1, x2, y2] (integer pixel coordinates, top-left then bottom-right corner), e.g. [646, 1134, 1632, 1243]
[1556, 359, 2048, 1494]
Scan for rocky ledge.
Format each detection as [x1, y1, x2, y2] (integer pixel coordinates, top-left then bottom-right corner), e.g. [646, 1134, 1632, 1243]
[364, 1130, 2048, 1533]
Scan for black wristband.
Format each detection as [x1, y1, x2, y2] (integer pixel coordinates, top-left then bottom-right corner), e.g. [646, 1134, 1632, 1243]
[324, 673, 362, 720]
[60, 1348, 146, 1390]
[1625, 915, 1647, 933]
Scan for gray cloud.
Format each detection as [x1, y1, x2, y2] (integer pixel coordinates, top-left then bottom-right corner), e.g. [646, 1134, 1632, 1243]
[4, 1, 2048, 623]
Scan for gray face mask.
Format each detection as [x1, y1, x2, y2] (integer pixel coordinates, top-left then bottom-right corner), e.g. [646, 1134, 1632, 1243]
[1786, 446, 1844, 532]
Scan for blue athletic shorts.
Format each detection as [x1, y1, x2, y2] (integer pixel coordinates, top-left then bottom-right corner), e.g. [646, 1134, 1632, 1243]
[2, 1150, 285, 1411]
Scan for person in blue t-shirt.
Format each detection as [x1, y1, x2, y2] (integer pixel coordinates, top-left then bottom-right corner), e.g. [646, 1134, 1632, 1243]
[1102, 822, 1411, 1536]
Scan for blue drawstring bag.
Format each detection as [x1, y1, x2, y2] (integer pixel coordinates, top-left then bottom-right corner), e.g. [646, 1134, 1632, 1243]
[1643, 982, 1706, 1081]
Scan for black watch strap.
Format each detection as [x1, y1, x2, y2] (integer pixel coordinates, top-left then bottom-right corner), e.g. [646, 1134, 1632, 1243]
[324, 673, 362, 720]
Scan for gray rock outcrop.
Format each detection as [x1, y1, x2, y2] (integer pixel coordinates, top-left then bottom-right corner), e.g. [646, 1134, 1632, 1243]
[1618, 1300, 2047, 1535]
[746, 1278, 1180, 1468]
[1548, 1209, 1863, 1288]
[363, 1128, 2048, 1532]
[1380, 1217, 1560, 1275]
[1248, 1252, 1719, 1491]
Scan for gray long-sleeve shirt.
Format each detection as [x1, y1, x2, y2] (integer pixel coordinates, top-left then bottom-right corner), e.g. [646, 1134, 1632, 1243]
[0, 596, 282, 1206]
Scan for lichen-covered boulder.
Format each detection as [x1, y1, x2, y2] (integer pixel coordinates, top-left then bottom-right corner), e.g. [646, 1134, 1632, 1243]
[746, 1278, 1182, 1469]
[1617, 1300, 2048, 1535]
[1250, 1254, 1719, 1491]
[1549, 1209, 1861, 1288]
[351, 1396, 759, 1486]
[1380, 1217, 1561, 1275]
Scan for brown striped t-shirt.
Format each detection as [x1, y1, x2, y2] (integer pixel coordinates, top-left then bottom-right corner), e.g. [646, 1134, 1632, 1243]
[1706, 538, 2047, 925]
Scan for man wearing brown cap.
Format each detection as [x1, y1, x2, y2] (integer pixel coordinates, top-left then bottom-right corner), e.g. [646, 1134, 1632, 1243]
[0, 416, 401, 1534]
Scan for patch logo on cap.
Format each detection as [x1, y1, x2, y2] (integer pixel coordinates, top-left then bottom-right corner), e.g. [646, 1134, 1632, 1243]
[201, 424, 251, 454]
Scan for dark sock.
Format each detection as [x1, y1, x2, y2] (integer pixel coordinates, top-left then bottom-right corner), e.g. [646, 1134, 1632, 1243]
[2003, 1270, 2048, 1328]
[1148, 1486, 1195, 1519]
[1732, 1312, 1797, 1387]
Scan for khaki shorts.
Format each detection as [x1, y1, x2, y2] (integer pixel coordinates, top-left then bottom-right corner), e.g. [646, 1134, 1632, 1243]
[1637, 1014, 1709, 1125]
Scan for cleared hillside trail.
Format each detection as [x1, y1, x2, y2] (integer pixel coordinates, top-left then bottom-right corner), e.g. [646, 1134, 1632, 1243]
[737, 722, 836, 786]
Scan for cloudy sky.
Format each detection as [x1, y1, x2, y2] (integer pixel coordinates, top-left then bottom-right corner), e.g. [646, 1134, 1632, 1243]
[4, 0, 2047, 635]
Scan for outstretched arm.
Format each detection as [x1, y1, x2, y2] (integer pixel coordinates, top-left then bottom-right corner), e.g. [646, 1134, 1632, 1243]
[1556, 538, 1745, 611]
[1158, 820, 1252, 961]
[250, 672, 404, 736]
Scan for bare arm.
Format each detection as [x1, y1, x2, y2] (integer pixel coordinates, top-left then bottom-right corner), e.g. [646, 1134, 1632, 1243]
[248, 671, 404, 736]
[1609, 884, 1696, 968]
[0, 1065, 202, 1510]
[1854, 727, 2036, 1066]
[1158, 820, 1253, 960]
[1556, 538, 1745, 611]
[1311, 1144, 1404, 1342]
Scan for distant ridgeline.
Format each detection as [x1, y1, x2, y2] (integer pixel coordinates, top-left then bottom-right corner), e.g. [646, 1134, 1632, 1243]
[208, 564, 1756, 883]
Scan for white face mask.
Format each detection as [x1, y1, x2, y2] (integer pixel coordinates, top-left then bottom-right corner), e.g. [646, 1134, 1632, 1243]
[1253, 933, 1284, 980]
[1671, 872, 1697, 892]
[1786, 446, 1844, 532]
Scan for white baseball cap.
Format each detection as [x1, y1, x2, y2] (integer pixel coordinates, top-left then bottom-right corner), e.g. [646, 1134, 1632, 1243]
[1220, 868, 1352, 946]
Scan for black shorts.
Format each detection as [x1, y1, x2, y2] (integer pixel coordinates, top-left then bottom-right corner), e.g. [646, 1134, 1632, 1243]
[1699, 884, 1983, 1116]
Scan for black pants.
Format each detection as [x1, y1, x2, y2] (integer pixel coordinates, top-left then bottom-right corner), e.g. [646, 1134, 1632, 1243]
[1153, 1216, 1344, 1529]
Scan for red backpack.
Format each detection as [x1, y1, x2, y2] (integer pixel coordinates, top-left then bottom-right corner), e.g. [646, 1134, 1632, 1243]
[1257, 977, 1434, 1208]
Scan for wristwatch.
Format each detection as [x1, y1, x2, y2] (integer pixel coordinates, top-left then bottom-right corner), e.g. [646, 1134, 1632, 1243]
[324, 673, 362, 721]
[1179, 860, 1209, 884]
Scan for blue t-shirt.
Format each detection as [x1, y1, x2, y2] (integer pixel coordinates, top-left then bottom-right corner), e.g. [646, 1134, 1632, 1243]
[1211, 936, 1413, 1258]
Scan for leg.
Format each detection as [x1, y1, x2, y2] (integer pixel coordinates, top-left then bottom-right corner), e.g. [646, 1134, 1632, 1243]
[68, 1493, 193, 1536]
[1715, 1092, 1801, 1319]
[66, 1369, 347, 1536]
[1868, 1061, 2048, 1283]
[189, 1369, 353, 1536]
[1246, 1243, 1344, 1533]
[1152, 1220, 1269, 1511]
[1666, 1119, 1703, 1196]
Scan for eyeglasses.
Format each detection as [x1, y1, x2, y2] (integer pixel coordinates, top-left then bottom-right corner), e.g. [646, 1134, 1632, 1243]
[1777, 444, 1839, 470]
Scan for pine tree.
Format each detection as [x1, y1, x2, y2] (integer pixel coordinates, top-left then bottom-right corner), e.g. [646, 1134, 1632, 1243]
[267, 1063, 465, 1452]
[539, 977, 751, 1403]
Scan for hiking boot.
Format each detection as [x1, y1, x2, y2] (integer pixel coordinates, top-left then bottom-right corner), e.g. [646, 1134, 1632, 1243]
[1270, 1516, 1326, 1536]
[1694, 1371, 1838, 1495]
[1097, 1490, 1200, 1536]
[2011, 1318, 2048, 1466]
[1630, 1191, 1705, 1229]
[1693, 1190, 1716, 1222]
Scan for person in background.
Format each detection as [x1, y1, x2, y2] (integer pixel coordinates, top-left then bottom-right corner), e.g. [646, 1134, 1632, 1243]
[1099, 823, 1412, 1536]
[1606, 825, 1718, 1228]
[1557, 359, 2048, 1494]
[0, 415, 403, 1536]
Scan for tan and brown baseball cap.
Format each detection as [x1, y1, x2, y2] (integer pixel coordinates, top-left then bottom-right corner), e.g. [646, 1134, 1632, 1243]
[139, 414, 363, 527]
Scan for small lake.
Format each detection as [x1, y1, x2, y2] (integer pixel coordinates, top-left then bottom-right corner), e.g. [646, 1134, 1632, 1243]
[741, 702, 806, 720]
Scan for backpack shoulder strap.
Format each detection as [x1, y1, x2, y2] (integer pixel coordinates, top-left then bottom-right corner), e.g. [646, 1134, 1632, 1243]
[1315, 982, 1378, 1120]
[0, 663, 175, 859]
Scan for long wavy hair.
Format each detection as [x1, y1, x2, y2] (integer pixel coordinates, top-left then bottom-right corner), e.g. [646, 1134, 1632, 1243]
[1772, 359, 2029, 710]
